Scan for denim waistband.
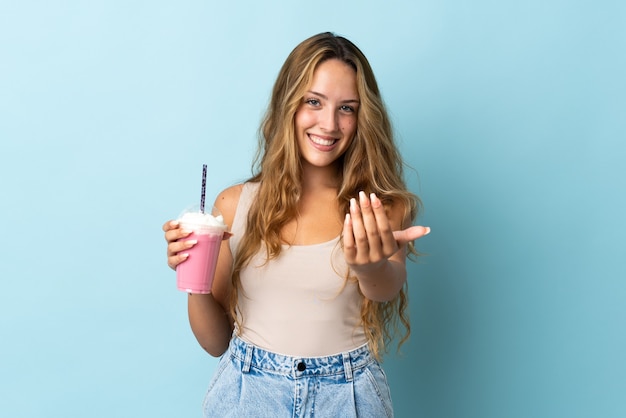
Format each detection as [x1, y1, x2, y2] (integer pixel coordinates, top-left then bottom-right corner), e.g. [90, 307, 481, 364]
[228, 336, 374, 382]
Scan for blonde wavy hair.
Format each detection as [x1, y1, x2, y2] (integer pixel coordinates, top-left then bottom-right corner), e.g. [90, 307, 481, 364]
[230, 32, 420, 360]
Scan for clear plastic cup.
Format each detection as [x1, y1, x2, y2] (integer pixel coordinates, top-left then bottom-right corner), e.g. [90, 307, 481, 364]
[175, 205, 228, 294]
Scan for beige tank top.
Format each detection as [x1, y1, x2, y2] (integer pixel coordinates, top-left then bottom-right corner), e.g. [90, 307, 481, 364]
[229, 182, 367, 356]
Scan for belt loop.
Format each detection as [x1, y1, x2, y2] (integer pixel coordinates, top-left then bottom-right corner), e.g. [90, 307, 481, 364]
[242, 343, 253, 374]
[342, 352, 353, 382]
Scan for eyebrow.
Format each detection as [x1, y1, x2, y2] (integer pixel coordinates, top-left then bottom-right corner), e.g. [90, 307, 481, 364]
[307, 90, 360, 104]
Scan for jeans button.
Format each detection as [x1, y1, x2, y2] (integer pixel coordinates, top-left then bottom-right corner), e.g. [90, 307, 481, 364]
[297, 361, 306, 371]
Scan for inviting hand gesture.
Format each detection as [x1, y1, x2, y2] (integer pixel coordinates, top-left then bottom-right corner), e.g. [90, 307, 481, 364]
[343, 191, 430, 274]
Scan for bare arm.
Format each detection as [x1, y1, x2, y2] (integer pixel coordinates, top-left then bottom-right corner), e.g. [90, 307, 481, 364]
[163, 184, 242, 356]
[343, 191, 430, 301]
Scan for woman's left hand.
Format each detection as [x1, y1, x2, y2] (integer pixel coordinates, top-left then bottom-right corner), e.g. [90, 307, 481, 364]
[343, 191, 430, 273]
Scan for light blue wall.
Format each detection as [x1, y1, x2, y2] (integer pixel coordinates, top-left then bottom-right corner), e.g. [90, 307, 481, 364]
[1, 1, 624, 417]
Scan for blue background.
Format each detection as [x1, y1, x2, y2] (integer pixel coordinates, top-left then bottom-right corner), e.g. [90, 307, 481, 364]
[1, 1, 624, 417]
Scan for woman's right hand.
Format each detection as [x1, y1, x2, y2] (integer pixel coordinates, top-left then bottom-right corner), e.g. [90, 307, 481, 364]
[162, 220, 196, 270]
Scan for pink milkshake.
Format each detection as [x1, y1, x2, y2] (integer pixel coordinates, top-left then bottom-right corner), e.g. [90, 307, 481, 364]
[176, 209, 228, 294]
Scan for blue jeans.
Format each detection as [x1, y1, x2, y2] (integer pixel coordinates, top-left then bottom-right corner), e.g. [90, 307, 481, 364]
[202, 336, 394, 417]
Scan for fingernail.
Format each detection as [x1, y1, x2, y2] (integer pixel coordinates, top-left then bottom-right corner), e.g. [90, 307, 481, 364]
[170, 220, 180, 227]
[359, 191, 367, 203]
[180, 253, 189, 259]
[344, 213, 351, 224]
[187, 239, 198, 245]
[425, 227, 431, 235]
[370, 193, 381, 207]
[350, 198, 357, 210]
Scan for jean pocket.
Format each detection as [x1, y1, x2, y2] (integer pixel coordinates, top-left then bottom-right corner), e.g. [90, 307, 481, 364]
[202, 353, 233, 409]
[362, 362, 394, 417]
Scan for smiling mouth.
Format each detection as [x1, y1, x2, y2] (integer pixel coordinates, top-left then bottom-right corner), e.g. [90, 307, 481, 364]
[308, 134, 338, 146]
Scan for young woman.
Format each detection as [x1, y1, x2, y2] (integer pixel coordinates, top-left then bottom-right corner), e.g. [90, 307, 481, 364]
[163, 32, 430, 417]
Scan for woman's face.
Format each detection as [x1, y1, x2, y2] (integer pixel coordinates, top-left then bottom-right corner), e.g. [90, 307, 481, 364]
[294, 58, 359, 171]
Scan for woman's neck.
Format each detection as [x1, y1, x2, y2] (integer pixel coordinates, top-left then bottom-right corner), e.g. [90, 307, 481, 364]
[300, 161, 341, 193]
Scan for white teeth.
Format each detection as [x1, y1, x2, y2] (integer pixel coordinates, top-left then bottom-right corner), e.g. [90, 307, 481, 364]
[310, 135, 337, 146]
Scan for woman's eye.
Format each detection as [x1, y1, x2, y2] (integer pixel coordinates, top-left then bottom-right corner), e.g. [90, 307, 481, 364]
[305, 98, 320, 106]
[340, 105, 355, 113]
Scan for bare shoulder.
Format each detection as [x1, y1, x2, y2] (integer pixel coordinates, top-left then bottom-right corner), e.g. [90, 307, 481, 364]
[213, 184, 244, 228]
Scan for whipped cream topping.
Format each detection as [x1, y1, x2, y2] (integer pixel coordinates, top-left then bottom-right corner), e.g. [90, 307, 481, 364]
[179, 211, 228, 231]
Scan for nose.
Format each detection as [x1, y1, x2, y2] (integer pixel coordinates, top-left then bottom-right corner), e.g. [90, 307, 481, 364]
[319, 107, 339, 132]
